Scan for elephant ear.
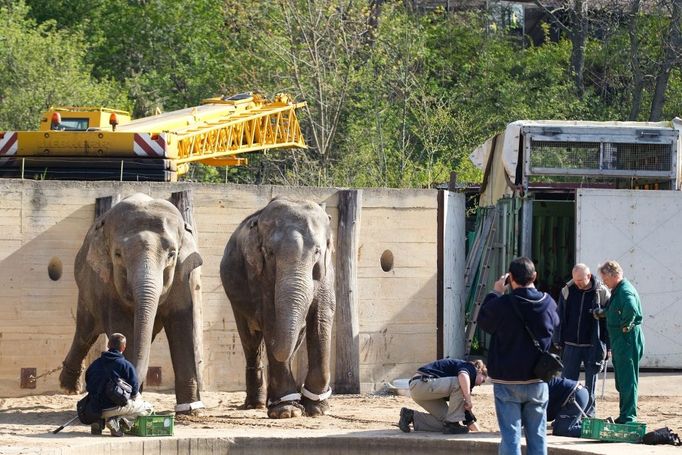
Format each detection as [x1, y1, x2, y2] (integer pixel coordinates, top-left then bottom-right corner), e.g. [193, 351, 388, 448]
[243, 217, 264, 276]
[85, 219, 112, 283]
[178, 227, 203, 279]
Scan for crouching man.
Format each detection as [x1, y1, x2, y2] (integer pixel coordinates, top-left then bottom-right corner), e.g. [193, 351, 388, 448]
[547, 376, 589, 438]
[85, 333, 153, 436]
[398, 358, 487, 434]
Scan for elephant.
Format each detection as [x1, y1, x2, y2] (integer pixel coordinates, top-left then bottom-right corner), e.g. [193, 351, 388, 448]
[220, 197, 336, 419]
[59, 193, 205, 414]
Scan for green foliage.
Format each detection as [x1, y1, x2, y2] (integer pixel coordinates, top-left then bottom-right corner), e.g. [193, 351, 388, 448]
[0, 1, 128, 130]
[6, 1, 682, 186]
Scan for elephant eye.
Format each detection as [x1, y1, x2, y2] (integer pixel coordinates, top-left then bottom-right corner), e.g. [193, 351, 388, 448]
[114, 250, 122, 259]
[168, 250, 177, 260]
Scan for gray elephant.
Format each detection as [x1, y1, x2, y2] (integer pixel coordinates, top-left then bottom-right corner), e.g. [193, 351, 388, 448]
[59, 193, 204, 413]
[220, 197, 335, 418]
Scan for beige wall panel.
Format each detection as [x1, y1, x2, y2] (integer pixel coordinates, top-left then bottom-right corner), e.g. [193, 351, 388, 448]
[0, 180, 438, 397]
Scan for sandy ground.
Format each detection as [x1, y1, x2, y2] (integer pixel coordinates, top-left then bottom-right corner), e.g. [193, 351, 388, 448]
[1, 373, 681, 446]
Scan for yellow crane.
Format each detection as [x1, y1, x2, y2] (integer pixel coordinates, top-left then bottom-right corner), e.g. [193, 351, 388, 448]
[0, 92, 306, 181]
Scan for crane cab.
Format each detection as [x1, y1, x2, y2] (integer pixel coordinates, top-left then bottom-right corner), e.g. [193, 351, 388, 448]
[40, 107, 132, 132]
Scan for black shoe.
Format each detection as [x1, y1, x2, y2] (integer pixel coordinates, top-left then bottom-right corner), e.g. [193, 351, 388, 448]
[398, 407, 414, 433]
[614, 417, 628, 424]
[443, 421, 469, 434]
[90, 419, 104, 435]
[106, 417, 124, 437]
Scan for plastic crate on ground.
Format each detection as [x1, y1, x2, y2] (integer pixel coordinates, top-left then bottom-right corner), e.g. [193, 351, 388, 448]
[126, 413, 174, 436]
[581, 418, 646, 443]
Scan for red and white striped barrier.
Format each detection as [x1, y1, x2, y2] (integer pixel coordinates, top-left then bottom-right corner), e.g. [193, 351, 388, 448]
[133, 133, 167, 158]
[0, 132, 18, 156]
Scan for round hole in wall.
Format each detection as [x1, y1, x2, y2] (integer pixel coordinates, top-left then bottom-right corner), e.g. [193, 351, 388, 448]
[48, 256, 63, 281]
[380, 250, 394, 272]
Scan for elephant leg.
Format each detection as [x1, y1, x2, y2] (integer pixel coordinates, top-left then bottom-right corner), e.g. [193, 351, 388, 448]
[301, 296, 334, 417]
[60, 297, 100, 393]
[234, 313, 266, 409]
[164, 308, 203, 414]
[266, 329, 305, 419]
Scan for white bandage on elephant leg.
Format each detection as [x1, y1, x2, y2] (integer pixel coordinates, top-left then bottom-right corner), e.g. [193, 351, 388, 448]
[301, 385, 332, 402]
[175, 401, 205, 412]
[267, 393, 302, 407]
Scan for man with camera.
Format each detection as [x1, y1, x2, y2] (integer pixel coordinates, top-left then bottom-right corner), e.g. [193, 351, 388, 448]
[478, 257, 560, 455]
[84, 333, 152, 436]
[554, 263, 610, 418]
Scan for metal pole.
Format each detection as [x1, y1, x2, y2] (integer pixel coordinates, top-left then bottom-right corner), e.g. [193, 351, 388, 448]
[601, 359, 608, 400]
[52, 414, 79, 434]
[21, 158, 25, 179]
[120, 160, 124, 181]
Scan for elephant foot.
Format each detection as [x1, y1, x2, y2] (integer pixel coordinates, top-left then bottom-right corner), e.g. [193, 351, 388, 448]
[238, 400, 266, 410]
[302, 396, 330, 417]
[59, 364, 82, 394]
[267, 401, 304, 419]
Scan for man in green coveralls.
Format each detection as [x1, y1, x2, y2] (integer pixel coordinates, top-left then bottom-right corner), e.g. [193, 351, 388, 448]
[597, 260, 645, 424]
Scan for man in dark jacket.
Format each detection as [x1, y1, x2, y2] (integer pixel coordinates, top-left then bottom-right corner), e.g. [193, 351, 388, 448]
[478, 257, 559, 455]
[85, 333, 152, 436]
[397, 358, 487, 434]
[547, 376, 589, 438]
[555, 263, 610, 417]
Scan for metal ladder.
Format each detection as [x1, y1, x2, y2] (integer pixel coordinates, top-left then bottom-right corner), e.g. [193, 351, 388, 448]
[463, 207, 499, 357]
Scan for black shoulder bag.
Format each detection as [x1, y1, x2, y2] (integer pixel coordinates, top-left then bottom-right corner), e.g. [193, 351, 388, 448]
[511, 296, 563, 382]
[105, 376, 132, 406]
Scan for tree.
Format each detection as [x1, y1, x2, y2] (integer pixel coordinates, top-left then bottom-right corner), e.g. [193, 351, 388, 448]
[0, 1, 127, 130]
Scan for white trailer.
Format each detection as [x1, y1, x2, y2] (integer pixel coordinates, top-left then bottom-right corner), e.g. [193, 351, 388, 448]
[466, 118, 682, 368]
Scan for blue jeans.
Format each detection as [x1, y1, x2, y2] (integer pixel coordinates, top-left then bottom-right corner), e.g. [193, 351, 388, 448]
[493, 382, 548, 455]
[562, 344, 602, 417]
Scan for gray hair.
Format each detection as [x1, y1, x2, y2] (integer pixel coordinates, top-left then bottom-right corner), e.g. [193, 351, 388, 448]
[598, 260, 623, 278]
[573, 263, 590, 275]
[108, 333, 127, 351]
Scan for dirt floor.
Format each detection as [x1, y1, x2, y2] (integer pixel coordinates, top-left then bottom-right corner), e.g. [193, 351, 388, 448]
[1, 374, 681, 444]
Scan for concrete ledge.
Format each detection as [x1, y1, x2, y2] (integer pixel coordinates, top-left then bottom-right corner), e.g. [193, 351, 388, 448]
[2, 429, 679, 455]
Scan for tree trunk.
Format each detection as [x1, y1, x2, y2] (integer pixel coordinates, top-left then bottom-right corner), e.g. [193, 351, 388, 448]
[570, 0, 587, 98]
[650, 0, 682, 121]
[628, 0, 644, 120]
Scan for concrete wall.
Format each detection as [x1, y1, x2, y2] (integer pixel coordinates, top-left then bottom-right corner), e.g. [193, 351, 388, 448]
[0, 180, 438, 396]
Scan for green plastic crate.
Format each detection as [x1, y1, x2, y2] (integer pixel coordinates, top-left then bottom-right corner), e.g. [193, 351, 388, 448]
[127, 413, 174, 437]
[581, 418, 646, 443]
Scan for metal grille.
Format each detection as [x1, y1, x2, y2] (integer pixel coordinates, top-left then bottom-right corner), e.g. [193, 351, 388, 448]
[530, 140, 673, 174]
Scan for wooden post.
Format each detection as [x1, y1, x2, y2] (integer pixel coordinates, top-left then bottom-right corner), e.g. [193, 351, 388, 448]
[170, 190, 195, 230]
[85, 194, 121, 369]
[169, 189, 204, 390]
[334, 190, 362, 394]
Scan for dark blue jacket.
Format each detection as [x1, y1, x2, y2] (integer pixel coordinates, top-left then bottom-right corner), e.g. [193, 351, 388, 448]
[417, 359, 479, 392]
[477, 287, 559, 383]
[555, 276, 610, 348]
[546, 376, 579, 421]
[85, 349, 140, 413]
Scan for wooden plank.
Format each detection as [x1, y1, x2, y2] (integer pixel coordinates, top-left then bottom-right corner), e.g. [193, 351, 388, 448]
[334, 190, 362, 394]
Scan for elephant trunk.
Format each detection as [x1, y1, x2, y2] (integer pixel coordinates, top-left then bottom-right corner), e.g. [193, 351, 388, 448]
[131, 267, 163, 385]
[270, 265, 314, 363]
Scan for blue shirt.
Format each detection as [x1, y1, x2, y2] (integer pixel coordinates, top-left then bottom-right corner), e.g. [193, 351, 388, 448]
[417, 358, 479, 391]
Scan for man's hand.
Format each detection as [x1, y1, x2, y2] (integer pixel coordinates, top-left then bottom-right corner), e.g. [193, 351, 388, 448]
[463, 397, 473, 411]
[493, 274, 509, 294]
